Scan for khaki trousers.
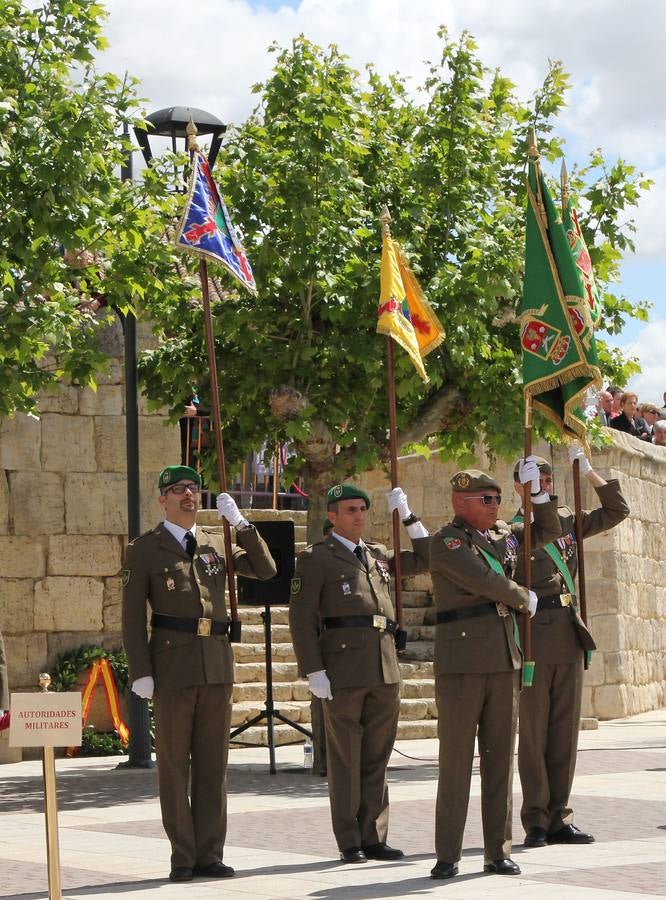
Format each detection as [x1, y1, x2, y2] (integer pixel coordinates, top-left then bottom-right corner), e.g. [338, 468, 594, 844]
[154, 682, 233, 868]
[435, 670, 519, 863]
[519, 658, 583, 832]
[322, 682, 400, 851]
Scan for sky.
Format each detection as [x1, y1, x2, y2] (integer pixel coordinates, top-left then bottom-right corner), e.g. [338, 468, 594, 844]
[99, 0, 665, 403]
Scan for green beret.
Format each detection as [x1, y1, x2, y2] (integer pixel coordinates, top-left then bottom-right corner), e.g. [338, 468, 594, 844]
[323, 518, 334, 535]
[450, 469, 501, 494]
[158, 465, 202, 489]
[513, 456, 552, 480]
[326, 483, 371, 509]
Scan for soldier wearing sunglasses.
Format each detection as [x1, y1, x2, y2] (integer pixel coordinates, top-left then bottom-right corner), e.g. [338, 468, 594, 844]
[429, 461, 561, 881]
[512, 449, 628, 850]
[122, 465, 276, 883]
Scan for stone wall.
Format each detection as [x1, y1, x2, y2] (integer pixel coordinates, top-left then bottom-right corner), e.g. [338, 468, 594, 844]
[357, 432, 666, 720]
[0, 319, 180, 697]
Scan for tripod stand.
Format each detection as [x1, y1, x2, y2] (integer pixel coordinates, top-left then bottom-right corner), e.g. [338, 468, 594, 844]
[230, 604, 312, 774]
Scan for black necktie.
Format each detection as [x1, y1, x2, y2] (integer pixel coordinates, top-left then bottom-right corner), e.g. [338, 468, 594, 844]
[185, 531, 196, 559]
[354, 545, 367, 569]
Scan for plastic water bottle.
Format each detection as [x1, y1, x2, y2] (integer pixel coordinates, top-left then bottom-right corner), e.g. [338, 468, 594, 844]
[303, 739, 313, 769]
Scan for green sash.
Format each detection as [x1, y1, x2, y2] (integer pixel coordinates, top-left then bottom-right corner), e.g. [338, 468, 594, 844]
[476, 544, 522, 655]
[512, 514, 577, 598]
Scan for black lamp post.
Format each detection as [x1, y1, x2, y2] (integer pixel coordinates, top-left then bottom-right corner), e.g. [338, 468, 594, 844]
[117, 108, 225, 770]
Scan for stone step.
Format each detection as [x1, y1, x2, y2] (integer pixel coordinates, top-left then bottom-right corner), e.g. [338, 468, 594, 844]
[237, 606, 290, 626]
[406, 625, 436, 642]
[400, 642, 434, 663]
[239, 623, 293, 644]
[234, 657, 433, 684]
[229, 718, 438, 748]
[231, 697, 437, 729]
[234, 641, 296, 663]
[400, 589, 433, 609]
[232, 677, 436, 703]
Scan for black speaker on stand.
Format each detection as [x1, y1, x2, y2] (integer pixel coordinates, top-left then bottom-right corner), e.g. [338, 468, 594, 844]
[232, 520, 312, 773]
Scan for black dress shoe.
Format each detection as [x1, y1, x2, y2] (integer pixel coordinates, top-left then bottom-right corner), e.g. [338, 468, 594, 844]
[193, 861, 235, 878]
[430, 861, 458, 879]
[362, 842, 404, 860]
[484, 858, 521, 875]
[169, 866, 193, 882]
[524, 826, 548, 848]
[340, 848, 367, 863]
[547, 824, 595, 844]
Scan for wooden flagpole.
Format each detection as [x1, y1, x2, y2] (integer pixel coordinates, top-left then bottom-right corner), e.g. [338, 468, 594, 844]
[560, 159, 588, 630]
[188, 121, 241, 642]
[380, 207, 407, 651]
[522, 394, 535, 686]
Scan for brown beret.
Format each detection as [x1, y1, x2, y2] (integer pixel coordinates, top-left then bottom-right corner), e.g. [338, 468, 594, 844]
[450, 469, 501, 494]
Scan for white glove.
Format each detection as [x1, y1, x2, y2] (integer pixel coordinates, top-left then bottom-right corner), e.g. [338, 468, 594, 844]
[216, 492, 248, 527]
[568, 443, 592, 477]
[387, 487, 411, 519]
[132, 676, 154, 700]
[308, 670, 333, 700]
[527, 590, 538, 618]
[518, 455, 541, 494]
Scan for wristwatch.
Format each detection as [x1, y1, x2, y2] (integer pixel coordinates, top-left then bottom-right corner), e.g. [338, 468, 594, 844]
[402, 513, 420, 526]
[530, 489, 545, 497]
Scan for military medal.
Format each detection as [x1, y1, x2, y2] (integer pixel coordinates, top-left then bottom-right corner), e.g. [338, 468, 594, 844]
[166, 576, 176, 591]
[375, 560, 391, 583]
[342, 582, 352, 595]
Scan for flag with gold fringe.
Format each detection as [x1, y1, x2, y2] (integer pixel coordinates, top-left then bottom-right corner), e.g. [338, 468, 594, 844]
[521, 137, 601, 443]
[377, 233, 444, 382]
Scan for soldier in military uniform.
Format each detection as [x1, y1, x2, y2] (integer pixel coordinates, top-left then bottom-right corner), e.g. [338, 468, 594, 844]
[513, 446, 628, 848]
[122, 465, 276, 883]
[289, 483, 430, 863]
[429, 463, 562, 880]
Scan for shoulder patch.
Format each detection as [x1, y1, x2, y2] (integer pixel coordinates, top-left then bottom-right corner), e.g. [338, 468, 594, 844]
[443, 536, 462, 550]
[290, 577, 301, 594]
[121, 568, 131, 586]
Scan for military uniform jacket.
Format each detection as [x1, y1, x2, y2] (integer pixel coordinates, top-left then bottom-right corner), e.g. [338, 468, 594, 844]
[430, 499, 561, 676]
[122, 523, 276, 691]
[289, 536, 430, 689]
[514, 479, 629, 663]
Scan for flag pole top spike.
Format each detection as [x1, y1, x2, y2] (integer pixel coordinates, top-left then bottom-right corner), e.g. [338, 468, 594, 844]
[560, 159, 569, 183]
[186, 118, 200, 152]
[380, 205, 392, 237]
[527, 127, 539, 160]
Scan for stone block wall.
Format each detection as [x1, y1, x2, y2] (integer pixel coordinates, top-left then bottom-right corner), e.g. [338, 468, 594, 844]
[357, 432, 666, 720]
[0, 324, 180, 696]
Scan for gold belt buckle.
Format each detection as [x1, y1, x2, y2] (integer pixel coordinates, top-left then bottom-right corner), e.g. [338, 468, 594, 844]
[496, 602, 509, 617]
[197, 617, 212, 637]
[372, 614, 387, 632]
[560, 593, 572, 607]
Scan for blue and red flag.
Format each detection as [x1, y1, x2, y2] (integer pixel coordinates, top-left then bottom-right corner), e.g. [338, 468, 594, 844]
[175, 150, 257, 296]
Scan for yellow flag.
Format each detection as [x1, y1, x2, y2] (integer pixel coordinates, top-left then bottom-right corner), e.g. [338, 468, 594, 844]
[376, 235, 444, 383]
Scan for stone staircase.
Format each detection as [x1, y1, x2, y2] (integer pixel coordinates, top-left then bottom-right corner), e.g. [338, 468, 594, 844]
[197, 508, 438, 746]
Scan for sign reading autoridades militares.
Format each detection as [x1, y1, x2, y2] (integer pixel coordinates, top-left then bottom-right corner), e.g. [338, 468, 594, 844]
[9, 693, 82, 748]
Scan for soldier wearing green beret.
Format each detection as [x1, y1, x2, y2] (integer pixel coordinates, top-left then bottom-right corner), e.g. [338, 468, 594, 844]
[122, 465, 276, 883]
[429, 459, 562, 880]
[289, 483, 430, 863]
[512, 445, 628, 849]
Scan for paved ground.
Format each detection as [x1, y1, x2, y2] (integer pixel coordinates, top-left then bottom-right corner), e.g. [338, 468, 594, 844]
[1, 709, 665, 899]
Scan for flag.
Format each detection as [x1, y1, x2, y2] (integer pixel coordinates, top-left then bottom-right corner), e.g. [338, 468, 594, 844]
[175, 150, 257, 296]
[562, 195, 603, 329]
[377, 233, 444, 383]
[521, 141, 601, 443]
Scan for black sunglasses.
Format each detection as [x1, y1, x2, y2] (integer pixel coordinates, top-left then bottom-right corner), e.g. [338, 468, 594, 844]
[462, 494, 501, 506]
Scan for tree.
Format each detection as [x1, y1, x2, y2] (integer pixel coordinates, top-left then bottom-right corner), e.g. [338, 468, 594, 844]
[0, 0, 187, 417]
[138, 32, 650, 537]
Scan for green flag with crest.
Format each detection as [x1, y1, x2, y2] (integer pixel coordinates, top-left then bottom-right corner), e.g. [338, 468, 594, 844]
[520, 135, 601, 444]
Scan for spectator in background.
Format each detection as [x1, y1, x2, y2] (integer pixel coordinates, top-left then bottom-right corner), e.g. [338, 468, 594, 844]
[610, 392, 641, 438]
[636, 403, 660, 441]
[607, 386, 623, 419]
[653, 420, 666, 446]
[597, 390, 613, 426]
[659, 392, 666, 421]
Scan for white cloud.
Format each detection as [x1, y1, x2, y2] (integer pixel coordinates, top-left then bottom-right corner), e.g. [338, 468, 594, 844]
[616, 319, 666, 403]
